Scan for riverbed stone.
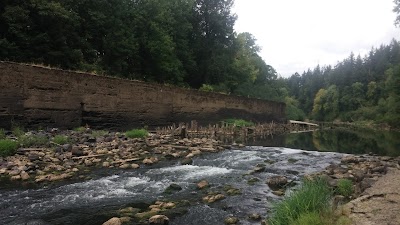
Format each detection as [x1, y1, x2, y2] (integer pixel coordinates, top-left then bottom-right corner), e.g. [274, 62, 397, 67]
[149, 215, 169, 225]
[20, 171, 30, 180]
[197, 180, 209, 189]
[224, 216, 239, 224]
[267, 176, 288, 190]
[102, 217, 121, 225]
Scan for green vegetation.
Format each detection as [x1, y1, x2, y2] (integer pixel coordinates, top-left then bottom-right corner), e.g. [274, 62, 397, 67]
[125, 129, 148, 139]
[0, 0, 286, 103]
[19, 135, 49, 147]
[91, 130, 108, 138]
[223, 119, 254, 127]
[74, 127, 87, 132]
[52, 135, 69, 145]
[336, 179, 353, 198]
[12, 126, 24, 137]
[0, 128, 5, 140]
[0, 139, 18, 157]
[267, 178, 332, 225]
[285, 39, 400, 127]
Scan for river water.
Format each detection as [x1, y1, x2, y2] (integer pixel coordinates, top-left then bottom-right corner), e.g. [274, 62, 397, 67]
[1, 129, 398, 225]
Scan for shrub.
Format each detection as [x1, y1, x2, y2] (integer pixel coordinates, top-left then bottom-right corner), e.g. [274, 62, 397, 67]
[223, 118, 254, 127]
[53, 135, 69, 145]
[337, 179, 353, 198]
[91, 130, 108, 138]
[0, 128, 5, 140]
[74, 127, 86, 132]
[268, 178, 332, 225]
[18, 135, 49, 147]
[125, 129, 148, 138]
[12, 126, 25, 137]
[0, 139, 18, 157]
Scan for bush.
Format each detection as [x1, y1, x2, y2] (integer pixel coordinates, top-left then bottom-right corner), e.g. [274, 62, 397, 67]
[53, 135, 69, 145]
[12, 126, 25, 137]
[0, 128, 5, 140]
[268, 178, 332, 225]
[336, 179, 353, 198]
[125, 129, 148, 139]
[223, 118, 254, 127]
[91, 130, 108, 138]
[0, 139, 18, 157]
[74, 127, 86, 132]
[18, 135, 49, 147]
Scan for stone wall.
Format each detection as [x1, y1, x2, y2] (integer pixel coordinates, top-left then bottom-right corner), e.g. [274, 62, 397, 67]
[0, 62, 286, 130]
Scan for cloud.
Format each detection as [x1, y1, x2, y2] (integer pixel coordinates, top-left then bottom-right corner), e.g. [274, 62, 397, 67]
[233, 0, 400, 77]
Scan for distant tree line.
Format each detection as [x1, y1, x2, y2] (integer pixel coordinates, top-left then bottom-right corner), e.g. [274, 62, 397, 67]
[0, 0, 285, 101]
[285, 40, 400, 127]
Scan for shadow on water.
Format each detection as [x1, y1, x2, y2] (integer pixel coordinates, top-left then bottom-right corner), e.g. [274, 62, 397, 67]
[238, 128, 400, 157]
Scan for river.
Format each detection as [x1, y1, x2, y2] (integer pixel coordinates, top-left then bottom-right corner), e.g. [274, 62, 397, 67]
[1, 129, 398, 225]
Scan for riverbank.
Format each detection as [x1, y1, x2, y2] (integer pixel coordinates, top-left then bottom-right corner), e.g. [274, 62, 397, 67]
[0, 128, 233, 185]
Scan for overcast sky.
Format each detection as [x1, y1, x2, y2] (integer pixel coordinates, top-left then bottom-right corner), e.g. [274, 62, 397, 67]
[233, 0, 400, 77]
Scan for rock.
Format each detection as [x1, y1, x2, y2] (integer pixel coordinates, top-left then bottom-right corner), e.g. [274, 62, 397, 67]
[11, 175, 21, 180]
[72, 168, 79, 172]
[197, 180, 209, 189]
[247, 177, 260, 185]
[248, 213, 262, 221]
[119, 207, 141, 217]
[119, 164, 130, 169]
[143, 157, 158, 165]
[224, 216, 239, 224]
[164, 183, 182, 194]
[102, 162, 111, 167]
[272, 190, 285, 196]
[372, 165, 387, 174]
[62, 144, 72, 152]
[181, 158, 192, 165]
[251, 164, 266, 174]
[203, 194, 225, 203]
[341, 156, 359, 164]
[267, 176, 288, 190]
[20, 171, 30, 180]
[149, 215, 169, 225]
[71, 146, 85, 156]
[28, 153, 40, 161]
[225, 188, 241, 196]
[131, 163, 140, 169]
[102, 217, 121, 225]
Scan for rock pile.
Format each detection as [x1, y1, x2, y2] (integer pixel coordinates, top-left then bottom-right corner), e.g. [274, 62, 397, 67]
[0, 129, 227, 183]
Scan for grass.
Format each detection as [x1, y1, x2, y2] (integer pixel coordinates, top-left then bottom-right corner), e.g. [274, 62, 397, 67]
[336, 179, 353, 198]
[74, 127, 87, 132]
[0, 128, 5, 140]
[12, 126, 25, 137]
[91, 130, 108, 138]
[125, 129, 148, 139]
[18, 135, 49, 147]
[0, 139, 18, 157]
[52, 135, 69, 145]
[223, 118, 254, 127]
[267, 178, 332, 225]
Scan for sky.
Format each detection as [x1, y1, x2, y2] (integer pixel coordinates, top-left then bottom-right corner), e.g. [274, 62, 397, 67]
[233, 0, 400, 77]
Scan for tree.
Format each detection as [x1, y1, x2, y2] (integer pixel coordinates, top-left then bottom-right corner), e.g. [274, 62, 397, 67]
[394, 0, 400, 26]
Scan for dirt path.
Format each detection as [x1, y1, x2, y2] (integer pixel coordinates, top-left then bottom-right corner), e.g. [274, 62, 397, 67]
[344, 167, 400, 225]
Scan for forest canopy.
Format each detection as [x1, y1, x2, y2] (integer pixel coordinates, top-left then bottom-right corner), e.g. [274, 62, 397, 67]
[0, 0, 284, 101]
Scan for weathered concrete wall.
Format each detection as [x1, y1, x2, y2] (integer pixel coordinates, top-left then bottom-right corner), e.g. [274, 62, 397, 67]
[0, 62, 286, 130]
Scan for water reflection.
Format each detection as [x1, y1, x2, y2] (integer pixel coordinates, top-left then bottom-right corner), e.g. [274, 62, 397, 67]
[234, 129, 400, 157]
